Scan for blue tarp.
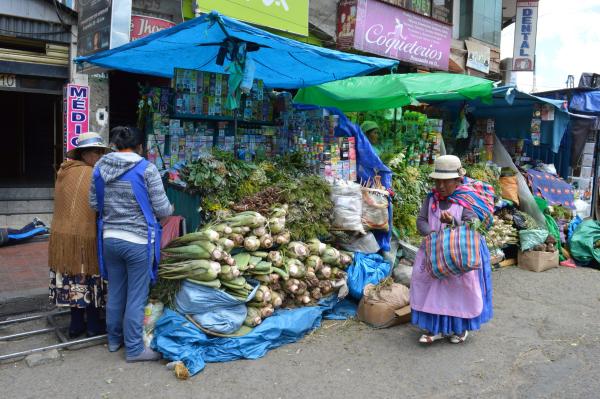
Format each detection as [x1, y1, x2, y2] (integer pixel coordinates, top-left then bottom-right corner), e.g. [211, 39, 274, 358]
[294, 104, 393, 251]
[75, 12, 397, 89]
[152, 296, 357, 376]
[570, 91, 600, 114]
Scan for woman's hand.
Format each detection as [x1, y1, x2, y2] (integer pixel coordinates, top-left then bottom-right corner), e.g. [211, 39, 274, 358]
[440, 211, 454, 225]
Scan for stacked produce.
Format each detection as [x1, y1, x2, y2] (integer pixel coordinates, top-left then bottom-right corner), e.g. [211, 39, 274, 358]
[485, 215, 519, 250]
[155, 205, 352, 329]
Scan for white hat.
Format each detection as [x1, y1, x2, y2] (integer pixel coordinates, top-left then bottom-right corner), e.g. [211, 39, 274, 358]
[429, 155, 466, 180]
[66, 132, 112, 159]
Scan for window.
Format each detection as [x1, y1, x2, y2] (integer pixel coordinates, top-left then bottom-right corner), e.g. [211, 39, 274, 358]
[378, 0, 453, 24]
[459, 0, 502, 46]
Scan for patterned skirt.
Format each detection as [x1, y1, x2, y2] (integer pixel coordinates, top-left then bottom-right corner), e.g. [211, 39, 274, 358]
[49, 270, 106, 309]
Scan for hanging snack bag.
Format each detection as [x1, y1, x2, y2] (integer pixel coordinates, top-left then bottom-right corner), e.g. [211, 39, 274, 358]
[331, 180, 365, 234]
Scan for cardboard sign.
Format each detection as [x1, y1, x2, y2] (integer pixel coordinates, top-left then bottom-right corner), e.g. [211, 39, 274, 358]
[63, 84, 90, 157]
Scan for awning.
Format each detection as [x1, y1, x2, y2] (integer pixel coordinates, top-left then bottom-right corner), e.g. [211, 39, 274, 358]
[293, 73, 494, 112]
[75, 11, 398, 89]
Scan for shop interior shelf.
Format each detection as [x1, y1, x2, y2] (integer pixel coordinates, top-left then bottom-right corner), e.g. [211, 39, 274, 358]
[171, 113, 278, 126]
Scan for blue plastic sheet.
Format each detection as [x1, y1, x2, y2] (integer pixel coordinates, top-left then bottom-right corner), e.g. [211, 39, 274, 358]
[568, 216, 583, 242]
[346, 253, 391, 300]
[153, 295, 356, 376]
[75, 12, 397, 89]
[175, 280, 259, 335]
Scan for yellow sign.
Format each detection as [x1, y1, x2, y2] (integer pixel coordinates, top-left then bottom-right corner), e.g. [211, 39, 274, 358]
[197, 0, 309, 36]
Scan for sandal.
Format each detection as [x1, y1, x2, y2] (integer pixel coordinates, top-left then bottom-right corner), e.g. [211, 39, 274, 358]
[419, 333, 444, 344]
[449, 331, 469, 344]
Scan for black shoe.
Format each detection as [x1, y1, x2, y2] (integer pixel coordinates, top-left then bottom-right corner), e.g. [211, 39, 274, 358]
[69, 329, 86, 339]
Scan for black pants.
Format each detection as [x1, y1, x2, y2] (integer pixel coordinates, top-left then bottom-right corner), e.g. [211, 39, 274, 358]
[69, 305, 105, 337]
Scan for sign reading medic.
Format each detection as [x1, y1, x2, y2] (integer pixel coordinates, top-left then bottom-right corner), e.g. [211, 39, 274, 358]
[63, 84, 90, 158]
[351, 0, 451, 70]
[512, 0, 539, 72]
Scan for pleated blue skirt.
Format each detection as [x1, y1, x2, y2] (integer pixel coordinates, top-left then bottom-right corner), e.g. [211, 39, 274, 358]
[411, 239, 493, 335]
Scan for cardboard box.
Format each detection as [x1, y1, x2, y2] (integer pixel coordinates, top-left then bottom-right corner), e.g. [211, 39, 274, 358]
[357, 299, 411, 329]
[518, 250, 558, 272]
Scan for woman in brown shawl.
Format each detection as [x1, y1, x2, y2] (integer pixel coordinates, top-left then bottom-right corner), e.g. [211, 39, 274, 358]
[49, 132, 111, 338]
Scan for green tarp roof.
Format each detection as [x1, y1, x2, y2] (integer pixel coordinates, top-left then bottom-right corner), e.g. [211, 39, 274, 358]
[293, 73, 494, 111]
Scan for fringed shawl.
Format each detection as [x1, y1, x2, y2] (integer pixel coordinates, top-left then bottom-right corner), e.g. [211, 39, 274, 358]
[48, 160, 98, 275]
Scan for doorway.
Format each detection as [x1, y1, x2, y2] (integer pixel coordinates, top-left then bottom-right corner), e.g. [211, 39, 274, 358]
[0, 91, 61, 187]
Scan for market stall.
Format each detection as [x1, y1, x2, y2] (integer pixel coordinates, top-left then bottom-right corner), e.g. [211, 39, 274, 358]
[296, 76, 583, 271]
[76, 11, 405, 377]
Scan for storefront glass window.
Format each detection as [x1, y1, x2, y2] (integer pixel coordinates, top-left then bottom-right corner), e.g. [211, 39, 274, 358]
[459, 0, 501, 47]
[378, 0, 453, 24]
[471, 0, 502, 46]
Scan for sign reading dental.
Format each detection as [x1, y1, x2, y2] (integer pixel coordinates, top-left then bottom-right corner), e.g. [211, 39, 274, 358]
[197, 0, 309, 37]
[512, 0, 539, 72]
[63, 84, 90, 157]
[352, 0, 451, 70]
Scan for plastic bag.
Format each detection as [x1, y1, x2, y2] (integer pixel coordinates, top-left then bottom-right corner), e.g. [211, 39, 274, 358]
[176, 280, 259, 334]
[346, 253, 391, 300]
[331, 181, 365, 234]
[392, 261, 413, 287]
[568, 216, 583, 241]
[339, 232, 380, 253]
[499, 176, 519, 205]
[569, 220, 600, 266]
[361, 187, 390, 231]
[519, 229, 548, 251]
[143, 300, 164, 347]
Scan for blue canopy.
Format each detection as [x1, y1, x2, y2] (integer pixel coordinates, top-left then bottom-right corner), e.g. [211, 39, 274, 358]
[75, 12, 398, 89]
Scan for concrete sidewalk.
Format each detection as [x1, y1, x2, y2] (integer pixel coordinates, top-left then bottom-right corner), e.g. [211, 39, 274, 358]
[0, 240, 52, 317]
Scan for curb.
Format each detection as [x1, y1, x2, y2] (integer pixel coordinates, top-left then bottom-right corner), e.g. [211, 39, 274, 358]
[0, 288, 54, 318]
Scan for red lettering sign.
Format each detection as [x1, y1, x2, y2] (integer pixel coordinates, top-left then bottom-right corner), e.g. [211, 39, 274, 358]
[130, 15, 175, 41]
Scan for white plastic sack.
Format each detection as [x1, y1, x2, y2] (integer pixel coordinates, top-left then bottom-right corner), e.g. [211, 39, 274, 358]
[331, 180, 365, 234]
[361, 187, 390, 231]
[393, 260, 413, 287]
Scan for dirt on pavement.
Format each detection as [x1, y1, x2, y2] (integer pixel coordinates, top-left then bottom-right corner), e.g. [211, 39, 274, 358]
[1, 266, 599, 399]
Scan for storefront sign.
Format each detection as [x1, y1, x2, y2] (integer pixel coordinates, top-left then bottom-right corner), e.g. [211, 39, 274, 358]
[353, 0, 451, 70]
[63, 84, 90, 157]
[337, 0, 358, 50]
[512, 0, 539, 71]
[78, 0, 132, 57]
[130, 15, 175, 41]
[465, 40, 490, 74]
[0, 74, 16, 88]
[196, 0, 309, 36]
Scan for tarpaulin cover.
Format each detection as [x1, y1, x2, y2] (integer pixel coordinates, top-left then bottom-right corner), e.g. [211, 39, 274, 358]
[294, 104, 393, 251]
[569, 220, 600, 267]
[526, 169, 576, 209]
[570, 90, 600, 113]
[293, 73, 494, 111]
[74, 12, 397, 89]
[152, 295, 357, 375]
[346, 253, 391, 300]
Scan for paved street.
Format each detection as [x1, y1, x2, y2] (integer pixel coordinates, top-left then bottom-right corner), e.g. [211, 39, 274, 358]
[1, 266, 600, 399]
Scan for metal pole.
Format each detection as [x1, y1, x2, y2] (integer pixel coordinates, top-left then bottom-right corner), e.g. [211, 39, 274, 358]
[0, 310, 68, 327]
[0, 327, 56, 341]
[0, 334, 107, 362]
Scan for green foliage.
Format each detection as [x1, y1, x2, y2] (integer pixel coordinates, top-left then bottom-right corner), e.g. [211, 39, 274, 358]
[464, 163, 502, 198]
[390, 164, 432, 243]
[277, 175, 334, 241]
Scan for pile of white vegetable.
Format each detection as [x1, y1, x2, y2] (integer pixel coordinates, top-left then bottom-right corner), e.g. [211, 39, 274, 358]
[159, 205, 352, 328]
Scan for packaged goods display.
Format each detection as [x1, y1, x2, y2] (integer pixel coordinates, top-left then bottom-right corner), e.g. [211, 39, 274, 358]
[142, 69, 357, 181]
[399, 111, 443, 166]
